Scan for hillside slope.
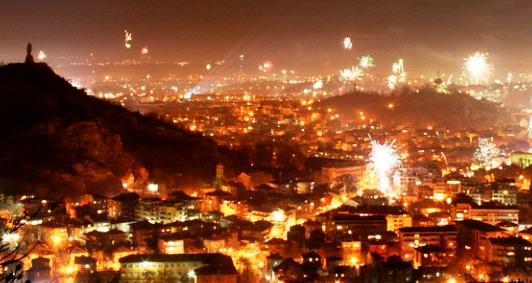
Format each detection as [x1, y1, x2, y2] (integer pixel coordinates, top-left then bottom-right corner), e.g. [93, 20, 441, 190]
[320, 89, 514, 129]
[0, 63, 247, 197]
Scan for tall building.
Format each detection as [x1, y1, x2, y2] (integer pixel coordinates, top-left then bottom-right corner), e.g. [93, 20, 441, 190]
[456, 220, 508, 258]
[214, 163, 224, 190]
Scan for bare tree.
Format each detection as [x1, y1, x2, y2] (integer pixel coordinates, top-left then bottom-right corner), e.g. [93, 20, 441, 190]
[0, 201, 42, 283]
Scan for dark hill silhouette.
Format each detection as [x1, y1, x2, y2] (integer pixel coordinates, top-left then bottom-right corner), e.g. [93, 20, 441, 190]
[320, 89, 514, 129]
[0, 63, 247, 198]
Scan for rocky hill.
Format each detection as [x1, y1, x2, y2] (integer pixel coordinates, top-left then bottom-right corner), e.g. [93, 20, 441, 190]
[0, 63, 247, 198]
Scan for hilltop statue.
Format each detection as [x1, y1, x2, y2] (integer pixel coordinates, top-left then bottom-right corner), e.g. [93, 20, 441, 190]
[25, 42, 34, 63]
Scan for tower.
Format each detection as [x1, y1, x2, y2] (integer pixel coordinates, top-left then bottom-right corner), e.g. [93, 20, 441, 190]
[25, 42, 34, 63]
[214, 163, 224, 190]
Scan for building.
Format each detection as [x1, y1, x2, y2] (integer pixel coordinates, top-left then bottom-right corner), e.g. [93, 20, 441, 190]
[456, 219, 508, 259]
[26, 257, 52, 283]
[320, 213, 387, 242]
[113, 193, 140, 221]
[392, 168, 424, 195]
[510, 151, 532, 169]
[463, 183, 517, 206]
[214, 163, 224, 190]
[491, 186, 517, 206]
[386, 214, 413, 233]
[119, 253, 238, 283]
[321, 164, 365, 184]
[398, 225, 457, 261]
[341, 241, 362, 266]
[135, 198, 179, 224]
[413, 245, 456, 268]
[454, 202, 519, 225]
[485, 237, 532, 266]
[318, 205, 404, 238]
[157, 235, 185, 254]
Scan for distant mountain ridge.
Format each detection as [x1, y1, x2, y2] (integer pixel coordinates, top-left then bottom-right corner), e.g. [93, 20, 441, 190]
[320, 89, 514, 129]
[0, 63, 247, 197]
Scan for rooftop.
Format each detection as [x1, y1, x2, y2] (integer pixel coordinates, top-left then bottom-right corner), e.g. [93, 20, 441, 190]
[489, 237, 531, 246]
[119, 253, 234, 267]
[399, 225, 456, 233]
[457, 220, 505, 232]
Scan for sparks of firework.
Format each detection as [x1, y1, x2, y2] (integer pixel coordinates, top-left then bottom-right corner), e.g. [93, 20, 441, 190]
[259, 60, 274, 73]
[140, 46, 149, 55]
[184, 92, 193, 100]
[37, 50, 47, 61]
[440, 152, 449, 167]
[387, 75, 398, 89]
[124, 30, 133, 49]
[464, 52, 492, 84]
[343, 37, 353, 50]
[206, 63, 212, 70]
[369, 139, 401, 197]
[392, 59, 405, 76]
[340, 66, 364, 81]
[358, 55, 375, 69]
[473, 138, 505, 170]
[388, 58, 406, 89]
[313, 80, 323, 89]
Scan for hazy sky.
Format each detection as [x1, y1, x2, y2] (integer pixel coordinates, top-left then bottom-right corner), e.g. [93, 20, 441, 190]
[1, 0, 531, 75]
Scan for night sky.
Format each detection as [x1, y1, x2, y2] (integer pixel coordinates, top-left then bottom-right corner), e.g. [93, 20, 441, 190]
[1, 0, 531, 75]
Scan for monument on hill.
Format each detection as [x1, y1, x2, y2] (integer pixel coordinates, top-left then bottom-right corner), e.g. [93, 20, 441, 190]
[25, 42, 34, 63]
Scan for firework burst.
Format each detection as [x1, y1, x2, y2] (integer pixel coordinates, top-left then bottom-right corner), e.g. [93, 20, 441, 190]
[259, 60, 274, 73]
[313, 80, 323, 89]
[37, 50, 47, 61]
[124, 30, 133, 49]
[369, 139, 401, 197]
[473, 138, 506, 170]
[340, 66, 363, 81]
[464, 52, 492, 84]
[343, 37, 352, 50]
[358, 55, 375, 69]
[388, 58, 406, 89]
